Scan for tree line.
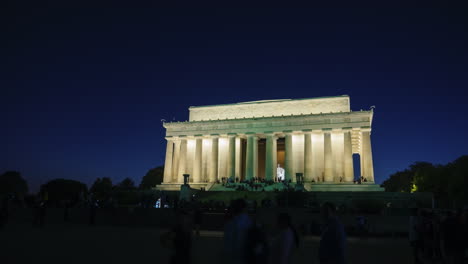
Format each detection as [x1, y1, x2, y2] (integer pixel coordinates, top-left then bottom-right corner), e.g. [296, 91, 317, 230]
[382, 155, 468, 205]
[0, 166, 164, 205]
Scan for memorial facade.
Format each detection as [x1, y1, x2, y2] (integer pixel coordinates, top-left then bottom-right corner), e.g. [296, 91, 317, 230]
[159, 95, 375, 190]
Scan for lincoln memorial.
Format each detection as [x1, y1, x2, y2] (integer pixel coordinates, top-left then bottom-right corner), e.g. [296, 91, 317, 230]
[157, 95, 382, 191]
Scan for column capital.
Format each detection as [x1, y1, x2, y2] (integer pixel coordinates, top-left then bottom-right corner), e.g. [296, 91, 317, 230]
[302, 129, 312, 133]
[360, 126, 372, 132]
[227, 133, 237, 137]
[245, 132, 256, 136]
[342, 127, 353, 131]
[179, 135, 187, 138]
[210, 133, 220, 137]
[322, 128, 333, 132]
[283, 130, 293, 134]
[194, 134, 204, 137]
[165, 136, 174, 141]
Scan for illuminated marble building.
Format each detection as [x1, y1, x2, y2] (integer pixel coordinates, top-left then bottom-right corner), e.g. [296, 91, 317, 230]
[158, 95, 378, 191]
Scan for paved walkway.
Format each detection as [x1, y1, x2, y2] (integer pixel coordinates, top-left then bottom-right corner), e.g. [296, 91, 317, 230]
[0, 224, 411, 264]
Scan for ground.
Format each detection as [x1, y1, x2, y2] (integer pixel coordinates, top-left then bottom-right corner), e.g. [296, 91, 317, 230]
[1, 224, 411, 264]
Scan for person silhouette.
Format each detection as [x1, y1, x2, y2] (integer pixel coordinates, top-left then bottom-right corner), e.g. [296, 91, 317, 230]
[319, 202, 346, 264]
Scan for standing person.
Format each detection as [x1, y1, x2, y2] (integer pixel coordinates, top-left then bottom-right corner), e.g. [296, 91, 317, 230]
[246, 220, 269, 264]
[0, 196, 9, 229]
[89, 199, 97, 226]
[193, 206, 203, 238]
[270, 213, 299, 264]
[224, 199, 253, 264]
[39, 200, 46, 227]
[161, 210, 192, 264]
[319, 202, 346, 264]
[409, 208, 422, 264]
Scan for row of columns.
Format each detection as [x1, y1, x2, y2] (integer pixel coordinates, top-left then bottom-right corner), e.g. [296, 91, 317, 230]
[163, 128, 374, 184]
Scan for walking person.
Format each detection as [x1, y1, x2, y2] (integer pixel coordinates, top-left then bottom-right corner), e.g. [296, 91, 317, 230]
[161, 210, 192, 264]
[319, 202, 346, 264]
[409, 208, 422, 264]
[224, 199, 252, 264]
[270, 213, 299, 264]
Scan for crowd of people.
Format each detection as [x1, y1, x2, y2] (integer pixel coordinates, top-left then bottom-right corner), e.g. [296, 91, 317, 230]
[162, 199, 347, 264]
[409, 207, 468, 264]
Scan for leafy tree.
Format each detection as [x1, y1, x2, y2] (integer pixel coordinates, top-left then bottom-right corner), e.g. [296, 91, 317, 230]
[381, 169, 413, 192]
[382, 156, 468, 205]
[40, 179, 87, 203]
[116, 177, 136, 190]
[90, 177, 113, 200]
[0, 171, 28, 196]
[139, 166, 164, 189]
[447, 155, 468, 201]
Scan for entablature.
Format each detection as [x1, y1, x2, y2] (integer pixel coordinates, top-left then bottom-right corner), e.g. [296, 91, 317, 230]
[164, 111, 373, 137]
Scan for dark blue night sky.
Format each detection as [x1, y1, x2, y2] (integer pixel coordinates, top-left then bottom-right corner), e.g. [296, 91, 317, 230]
[2, 3, 468, 191]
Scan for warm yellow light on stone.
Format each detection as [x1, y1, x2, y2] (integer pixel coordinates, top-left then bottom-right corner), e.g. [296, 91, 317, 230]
[158, 96, 377, 191]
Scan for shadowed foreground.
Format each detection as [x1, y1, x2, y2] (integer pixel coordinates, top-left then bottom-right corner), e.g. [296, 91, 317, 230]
[1, 224, 410, 264]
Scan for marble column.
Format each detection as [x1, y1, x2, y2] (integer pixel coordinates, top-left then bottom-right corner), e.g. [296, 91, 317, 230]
[193, 136, 203, 183]
[245, 133, 255, 180]
[163, 138, 174, 183]
[303, 130, 313, 181]
[332, 131, 344, 182]
[284, 131, 294, 181]
[361, 128, 374, 182]
[210, 135, 219, 182]
[172, 139, 181, 182]
[323, 129, 333, 182]
[178, 137, 188, 183]
[227, 133, 236, 180]
[343, 128, 354, 182]
[265, 132, 277, 181]
[235, 138, 242, 180]
[360, 150, 365, 179]
[253, 136, 258, 178]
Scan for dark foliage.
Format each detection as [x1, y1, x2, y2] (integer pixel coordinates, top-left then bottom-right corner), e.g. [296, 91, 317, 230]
[0, 171, 28, 196]
[90, 177, 113, 200]
[116, 177, 136, 191]
[382, 155, 468, 203]
[40, 179, 87, 203]
[139, 166, 164, 189]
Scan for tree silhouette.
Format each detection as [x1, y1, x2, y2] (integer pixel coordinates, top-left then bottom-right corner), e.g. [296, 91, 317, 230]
[382, 155, 468, 203]
[90, 177, 113, 200]
[139, 166, 164, 189]
[40, 179, 87, 204]
[117, 177, 135, 190]
[0, 171, 28, 196]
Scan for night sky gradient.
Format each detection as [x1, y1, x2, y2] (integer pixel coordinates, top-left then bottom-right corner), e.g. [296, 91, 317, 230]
[2, 3, 468, 191]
